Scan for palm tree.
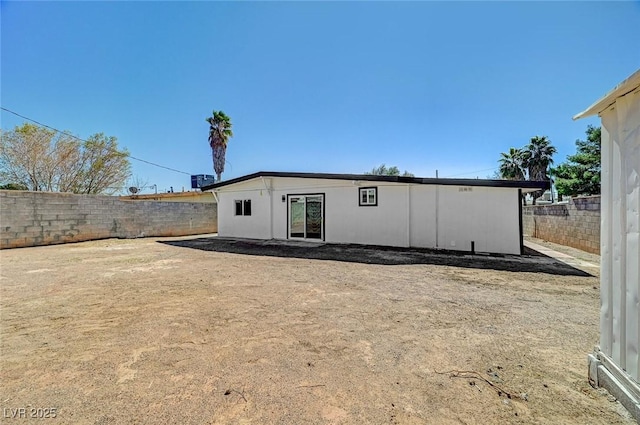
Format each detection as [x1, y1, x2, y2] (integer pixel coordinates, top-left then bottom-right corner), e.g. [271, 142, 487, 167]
[522, 136, 556, 204]
[498, 148, 526, 181]
[206, 110, 233, 182]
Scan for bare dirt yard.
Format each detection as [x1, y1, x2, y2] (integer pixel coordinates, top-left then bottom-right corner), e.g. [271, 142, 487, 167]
[0, 235, 634, 424]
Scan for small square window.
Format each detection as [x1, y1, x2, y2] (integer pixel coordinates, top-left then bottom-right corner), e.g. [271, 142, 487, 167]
[234, 199, 252, 216]
[359, 187, 377, 206]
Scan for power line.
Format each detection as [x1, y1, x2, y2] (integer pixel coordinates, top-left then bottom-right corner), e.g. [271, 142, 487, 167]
[1, 106, 193, 176]
[443, 167, 499, 178]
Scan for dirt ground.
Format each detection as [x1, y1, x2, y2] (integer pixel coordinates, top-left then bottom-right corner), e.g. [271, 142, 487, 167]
[0, 235, 634, 424]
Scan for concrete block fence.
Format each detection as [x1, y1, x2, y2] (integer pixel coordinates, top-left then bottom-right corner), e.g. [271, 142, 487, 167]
[0, 190, 217, 249]
[522, 195, 600, 254]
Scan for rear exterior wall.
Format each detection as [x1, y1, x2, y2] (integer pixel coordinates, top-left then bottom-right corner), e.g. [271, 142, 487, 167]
[214, 177, 521, 255]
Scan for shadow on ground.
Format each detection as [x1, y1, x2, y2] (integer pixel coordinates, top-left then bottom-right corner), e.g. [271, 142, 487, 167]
[161, 237, 592, 277]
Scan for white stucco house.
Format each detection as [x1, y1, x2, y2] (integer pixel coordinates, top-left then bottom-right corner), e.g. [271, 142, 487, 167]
[203, 172, 549, 255]
[574, 69, 640, 421]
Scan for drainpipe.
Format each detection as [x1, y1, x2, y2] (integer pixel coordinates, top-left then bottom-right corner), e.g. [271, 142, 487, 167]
[435, 169, 439, 248]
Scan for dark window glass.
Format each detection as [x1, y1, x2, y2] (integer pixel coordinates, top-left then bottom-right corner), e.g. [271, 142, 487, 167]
[235, 200, 243, 216]
[359, 187, 377, 206]
[243, 200, 252, 216]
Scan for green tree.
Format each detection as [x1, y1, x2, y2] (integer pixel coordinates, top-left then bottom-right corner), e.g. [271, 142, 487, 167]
[522, 136, 556, 204]
[365, 164, 414, 177]
[70, 134, 131, 194]
[498, 148, 526, 180]
[0, 183, 28, 190]
[1, 123, 67, 191]
[0, 123, 131, 194]
[552, 125, 601, 197]
[206, 110, 233, 182]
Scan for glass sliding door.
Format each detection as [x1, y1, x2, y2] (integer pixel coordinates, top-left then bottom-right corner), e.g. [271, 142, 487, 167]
[288, 195, 324, 240]
[305, 196, 323, 239]
[289, 197, 305, 238]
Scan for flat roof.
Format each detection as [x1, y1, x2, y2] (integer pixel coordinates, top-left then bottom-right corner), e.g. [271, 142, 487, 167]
[201, 171, 550, 192]
[573, 68, 640, 120]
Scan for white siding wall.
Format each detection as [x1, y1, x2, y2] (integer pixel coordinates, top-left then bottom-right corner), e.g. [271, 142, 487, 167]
[270, 179, 410, 247]
[270, 178, 341, 241]
[214, 177, 522, 255]
[323, 184, 409, 247]
[217, 181, 271, 240]
[437, 186, 521, 254]
[409, 185, 437, 248]
[600, 89, 640, 384]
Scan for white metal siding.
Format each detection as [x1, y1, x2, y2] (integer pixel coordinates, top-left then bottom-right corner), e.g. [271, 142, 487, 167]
[270, 179, 409, 247]
[217, 181, 271, 240]
[437, 186, 520, 254]
[214, 177, 523, 255]
[600, 88, 640, 384]
[409, 186, 437, 248]
[323, 184, 409, 247]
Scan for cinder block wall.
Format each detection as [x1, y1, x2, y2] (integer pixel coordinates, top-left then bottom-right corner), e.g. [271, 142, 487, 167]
[0, 190, 218, 249]
[522, 195, 600, 254]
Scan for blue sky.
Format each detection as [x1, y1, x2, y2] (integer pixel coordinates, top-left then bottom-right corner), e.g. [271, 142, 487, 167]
[2, 1, 639, 193]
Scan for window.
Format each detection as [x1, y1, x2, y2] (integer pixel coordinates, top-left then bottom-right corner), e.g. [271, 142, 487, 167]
[359, 187, 377, 206]
[234, 199, 252, 216]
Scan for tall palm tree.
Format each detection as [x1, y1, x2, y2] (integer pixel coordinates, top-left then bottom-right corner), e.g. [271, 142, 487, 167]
[206, 110, 233, 182]
[498, 148, 526, 180]
[522, 136, 556, 204]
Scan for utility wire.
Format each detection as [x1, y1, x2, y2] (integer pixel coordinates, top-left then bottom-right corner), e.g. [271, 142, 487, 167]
[443, 167, 499, 178]
[1, 106, 193, 176]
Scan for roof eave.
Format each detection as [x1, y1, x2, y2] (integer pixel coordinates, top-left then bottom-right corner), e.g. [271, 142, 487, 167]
[573, 69, 640, 120]
[201, 171, 550, 192]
